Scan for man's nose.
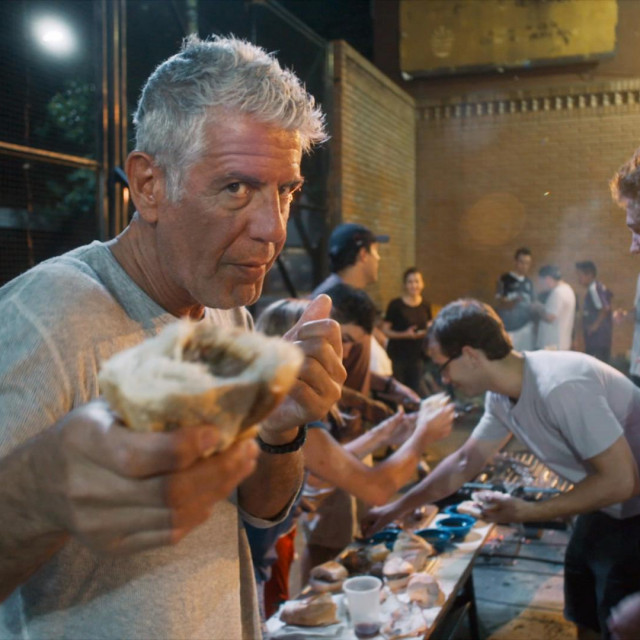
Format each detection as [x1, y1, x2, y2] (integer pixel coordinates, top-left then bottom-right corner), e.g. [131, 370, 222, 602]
[252, 189, 288, 243]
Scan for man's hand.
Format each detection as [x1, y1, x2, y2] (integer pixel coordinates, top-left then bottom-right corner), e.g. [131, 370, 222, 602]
[260, 295, 346, 442]
[377, 409, 414, 447]
[27, 399, 260, 555]
[360, 502, 404, 537]
[479, 492, 536, 523]
[415, 402, 455, 447]
[388, 378, 421, 405]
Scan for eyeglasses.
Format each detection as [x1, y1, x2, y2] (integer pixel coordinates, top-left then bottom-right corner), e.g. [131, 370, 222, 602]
[437, 353, 462, 377]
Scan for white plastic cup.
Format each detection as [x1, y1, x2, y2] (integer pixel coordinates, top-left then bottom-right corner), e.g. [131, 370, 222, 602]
[342, 575, 382, 630]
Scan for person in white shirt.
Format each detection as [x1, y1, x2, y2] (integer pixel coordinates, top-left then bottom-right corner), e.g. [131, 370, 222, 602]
[534, 264, 576, 350]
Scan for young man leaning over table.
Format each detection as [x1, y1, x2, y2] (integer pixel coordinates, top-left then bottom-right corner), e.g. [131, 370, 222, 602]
[0, 35, 346, 640]
[362, 299, 640, 640]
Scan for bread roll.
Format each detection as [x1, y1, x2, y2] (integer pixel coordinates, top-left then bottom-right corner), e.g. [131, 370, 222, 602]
[456, 500, 483, 519]
[472, 489, 505, 506]
[383, 553, 415, 592]
[280, 593, 338, 626]
[309, 560, 348, 592]
[392, 531, 434, 571]
[99, 319, 303, 452]
[407, 573, 441, 607]
[367, 543, 390, 563]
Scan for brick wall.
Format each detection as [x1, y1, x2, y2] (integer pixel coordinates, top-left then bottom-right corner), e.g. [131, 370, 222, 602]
[329, 41, 416, 310]
[415, 83, 640, 359]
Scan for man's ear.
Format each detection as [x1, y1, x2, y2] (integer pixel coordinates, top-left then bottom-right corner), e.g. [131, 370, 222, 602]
[125, 151, 166, 224]
[357, 246, 369, 263]
[461, 345, 484, 367]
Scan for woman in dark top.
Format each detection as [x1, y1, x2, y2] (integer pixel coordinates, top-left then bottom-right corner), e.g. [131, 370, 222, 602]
[382, 267, 432, 395]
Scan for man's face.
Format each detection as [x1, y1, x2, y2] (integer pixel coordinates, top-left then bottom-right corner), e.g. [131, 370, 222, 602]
[153, 113, 303, 310]
[514, 254, 532, 276]
[340, 322, 368, 360]
[576, 270, 591, 287]
[428, 339, 486, 397]
[623, 198, 640, 254]
[362, 243, 381, 285]
[537, 275, 553, 293]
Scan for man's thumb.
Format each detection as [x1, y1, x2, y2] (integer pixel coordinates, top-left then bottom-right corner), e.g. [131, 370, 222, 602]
[300, 294, 332, 322]
[285, 294, 333, 339]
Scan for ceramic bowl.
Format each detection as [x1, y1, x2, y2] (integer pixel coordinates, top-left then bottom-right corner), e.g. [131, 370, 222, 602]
[365, 527, 401, 549]
[413, 527, 454, 552]
[435, 515, 476, 541]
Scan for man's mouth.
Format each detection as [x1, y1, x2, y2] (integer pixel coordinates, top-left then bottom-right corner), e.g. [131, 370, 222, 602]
[229, 261, 269, 280]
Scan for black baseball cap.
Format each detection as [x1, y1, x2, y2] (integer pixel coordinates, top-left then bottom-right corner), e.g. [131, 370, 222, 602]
[328, 223, 390, 257]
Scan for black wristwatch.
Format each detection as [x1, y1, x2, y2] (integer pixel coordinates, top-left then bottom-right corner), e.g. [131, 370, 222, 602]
[256, 424, 307, 454]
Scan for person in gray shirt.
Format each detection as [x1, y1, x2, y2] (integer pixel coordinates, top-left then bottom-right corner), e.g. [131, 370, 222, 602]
[0, 35, 346, 640]
[363, 299, 640, 640]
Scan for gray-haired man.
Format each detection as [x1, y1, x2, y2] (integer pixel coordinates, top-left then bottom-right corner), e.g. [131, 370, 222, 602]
[0, 35, 345, 639]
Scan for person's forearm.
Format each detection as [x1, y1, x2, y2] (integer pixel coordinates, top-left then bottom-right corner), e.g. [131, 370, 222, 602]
[238, 447, 304, 519]
[344, 426, 389, 459]
[519, 468, 638, 522]
[0, 438, 68, 602]
[365, 437, 428, 503]
[384, 446, 488, 516]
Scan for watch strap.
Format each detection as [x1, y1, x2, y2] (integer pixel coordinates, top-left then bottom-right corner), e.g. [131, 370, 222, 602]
[256, 424, 307, 454]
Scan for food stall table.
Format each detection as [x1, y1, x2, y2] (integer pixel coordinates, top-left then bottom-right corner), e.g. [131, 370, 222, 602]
[266, 513, 495, 639]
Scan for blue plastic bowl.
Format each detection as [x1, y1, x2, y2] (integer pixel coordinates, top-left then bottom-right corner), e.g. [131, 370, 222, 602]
[443, 504, 460, 516]
[413, 527, 454, 552]
[366, 527, 401, 549]
[435, 515, 476, 541]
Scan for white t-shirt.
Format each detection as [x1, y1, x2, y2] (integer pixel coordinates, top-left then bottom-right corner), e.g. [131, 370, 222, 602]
[536, 280, 576, 350]
[472, 350, 640, 519]
[0, 242, 272, 640]
[370, 335, 393, 376]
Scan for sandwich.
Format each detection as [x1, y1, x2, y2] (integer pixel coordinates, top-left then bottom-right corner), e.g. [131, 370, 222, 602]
[340, 547, 371, 575]
[471, 489, 505, 514]
[455, 500, 484, 519]
[280, 593, 338, 627]
[392, 531, 434, 571]
[308, 560, 349, 593]
[99, 318, 303, 452]
[407, 573, 441, 608]
[367, 543, 390, 564]
[382, 553, 415, 592]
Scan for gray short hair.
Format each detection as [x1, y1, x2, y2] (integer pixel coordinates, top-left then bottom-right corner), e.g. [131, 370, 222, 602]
[133, 34, 327, 201]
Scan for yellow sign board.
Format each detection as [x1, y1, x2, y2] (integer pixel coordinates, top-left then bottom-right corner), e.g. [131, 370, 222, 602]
[400, 0, 618, 77]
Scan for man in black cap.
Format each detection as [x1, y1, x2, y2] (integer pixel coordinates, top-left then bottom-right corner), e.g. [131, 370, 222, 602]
[311, 223, 417, 417]
[311, 223, 390, 296]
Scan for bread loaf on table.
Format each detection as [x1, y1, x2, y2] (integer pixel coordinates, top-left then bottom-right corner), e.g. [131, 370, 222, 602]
[280, 593, 338, 626]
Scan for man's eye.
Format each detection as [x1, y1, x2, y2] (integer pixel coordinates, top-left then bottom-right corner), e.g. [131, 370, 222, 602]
[279, 184, 302, 200]
[226, 182, 251, 197]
